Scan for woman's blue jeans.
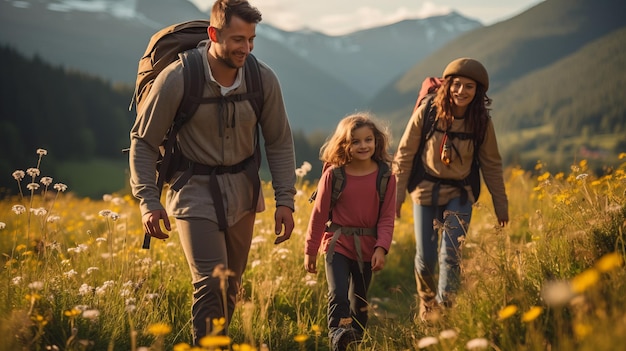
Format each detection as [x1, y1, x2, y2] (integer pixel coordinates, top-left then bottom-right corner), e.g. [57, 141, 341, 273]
[413, 197, 472, 305]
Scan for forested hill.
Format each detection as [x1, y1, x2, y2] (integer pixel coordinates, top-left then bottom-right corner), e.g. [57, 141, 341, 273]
[0, 46, 322, 197]
[0, 46, 134, 194]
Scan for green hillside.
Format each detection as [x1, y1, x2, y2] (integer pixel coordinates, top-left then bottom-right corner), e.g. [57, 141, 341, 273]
[370, 0, 626, 172]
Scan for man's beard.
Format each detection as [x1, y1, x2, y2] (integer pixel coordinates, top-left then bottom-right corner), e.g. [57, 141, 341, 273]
[216, 52, 242, 69]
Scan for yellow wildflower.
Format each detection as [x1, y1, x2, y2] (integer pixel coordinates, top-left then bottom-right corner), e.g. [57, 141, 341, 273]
[173, 343, 191, 351]
[521, 306, 543, 322]
[233, 344, 256, 351]
[571, 268, 599, 293]
[147, 323, 172, 336]
[497, 305, 518, 320]
[25, 293, 41, 301]
[537, 172, 551, 182]
[594, 252, 624, 273]
[294, 334, 309, 343]
[64, 308, 81, 317]
[573, 323, 592, 340]
[199, 335, 231, 348]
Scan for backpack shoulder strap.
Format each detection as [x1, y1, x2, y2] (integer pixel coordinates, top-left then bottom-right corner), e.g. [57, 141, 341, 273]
[243, 53, 264, 120]
[406, 97, 437, 193]
[176, 48, 205, 127]
[329, 166, 346, 212]
[155, 48, 204, 191]
[375, 161, 392, 220]
[376, 161, 391, 204]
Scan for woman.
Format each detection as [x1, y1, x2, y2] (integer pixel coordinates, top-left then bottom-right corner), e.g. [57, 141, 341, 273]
[394, 58, 508, 322]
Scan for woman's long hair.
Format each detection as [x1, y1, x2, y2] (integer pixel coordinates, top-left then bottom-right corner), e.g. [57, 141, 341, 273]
[433, 76, 492, 145]
[320, 113, 392, 168]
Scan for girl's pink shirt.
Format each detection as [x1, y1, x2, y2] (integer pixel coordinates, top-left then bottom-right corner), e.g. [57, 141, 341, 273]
[305, 166, 396, 262]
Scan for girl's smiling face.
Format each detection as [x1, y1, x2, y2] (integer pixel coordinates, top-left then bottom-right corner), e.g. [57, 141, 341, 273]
[349, 126, 376, 163]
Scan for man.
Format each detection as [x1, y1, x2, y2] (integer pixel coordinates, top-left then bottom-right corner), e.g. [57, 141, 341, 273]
[128, 0, 296, 344]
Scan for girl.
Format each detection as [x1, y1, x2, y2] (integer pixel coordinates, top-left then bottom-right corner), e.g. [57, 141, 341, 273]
[394, 58, 509, 322]
[305, 113, 396, 350]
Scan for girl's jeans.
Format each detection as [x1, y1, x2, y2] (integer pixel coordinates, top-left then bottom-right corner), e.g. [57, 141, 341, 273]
[325, 252, 373, 335]
[413, 197, 472, 305]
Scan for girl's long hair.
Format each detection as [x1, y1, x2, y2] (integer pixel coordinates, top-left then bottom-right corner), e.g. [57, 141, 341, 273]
[433, 76, 492, 145]
[320, 113, 392, 168]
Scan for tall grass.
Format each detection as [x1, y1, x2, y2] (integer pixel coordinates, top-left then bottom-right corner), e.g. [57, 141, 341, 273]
[0, 151, 625, 351]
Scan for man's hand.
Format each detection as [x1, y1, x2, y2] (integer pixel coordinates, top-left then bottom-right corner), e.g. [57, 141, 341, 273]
[274, 205, 294, 244]
[142, 209, 171, 240]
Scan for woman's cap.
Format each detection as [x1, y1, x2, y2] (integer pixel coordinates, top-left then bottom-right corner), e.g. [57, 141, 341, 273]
[442, 58, 489, 91]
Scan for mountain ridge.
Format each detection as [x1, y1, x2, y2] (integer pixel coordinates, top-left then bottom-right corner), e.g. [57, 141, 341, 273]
[0, 0, 479, 131]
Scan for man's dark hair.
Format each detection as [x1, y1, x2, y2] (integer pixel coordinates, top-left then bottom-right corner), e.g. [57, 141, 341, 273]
[210, 0, 262, 29]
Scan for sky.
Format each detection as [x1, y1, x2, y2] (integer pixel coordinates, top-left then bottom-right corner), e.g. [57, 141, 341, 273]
[189, 0, 544, 36]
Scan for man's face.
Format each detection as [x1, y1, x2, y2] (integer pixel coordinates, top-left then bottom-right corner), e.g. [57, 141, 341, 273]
[211, 16, 256, 69]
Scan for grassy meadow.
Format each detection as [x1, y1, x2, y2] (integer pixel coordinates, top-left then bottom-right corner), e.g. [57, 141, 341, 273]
[1, 149, 625, 351]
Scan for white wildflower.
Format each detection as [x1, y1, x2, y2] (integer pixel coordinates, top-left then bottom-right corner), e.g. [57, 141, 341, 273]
[576, 173, 589, 180]
[102, 194, 113, 202]
[146, 293, 159, 300]
[541, 280, 574, 307]
[47, 215, 61, 223]
[250, 259, 262, 269]
[86, 267, 99, 275]
[28, 281, 44, 290]
[98, 210, 111, 218]
[26, 168, 40, 177]
[27, 183, 40, 191]
[82, 309, 100, 320]
[295, 168, 306, 178]
[53, 183, 68, 192]
[0, 222, 5, 230]
[304, 275, 317, 287]
[31, 207, 47, 216]
[78, 284, 93, 296]
[466, 338, 490, 350]
[12, 276, 23, 285]
[64, 269, 78, 278]
[36, 148, 48, 156]
[440, 329, 458, 340]
[12, 204, 26, 215]
[417, 336, 439, 349]
[12, 170, 25, 181]
[40, 177, 53, 186]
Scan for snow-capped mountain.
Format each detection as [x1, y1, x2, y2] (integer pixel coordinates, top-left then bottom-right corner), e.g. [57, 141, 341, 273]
[0, 0, 480, 131]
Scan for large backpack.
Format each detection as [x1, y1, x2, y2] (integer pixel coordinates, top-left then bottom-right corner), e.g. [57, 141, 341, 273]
[308, 161, 392, 227]
[131, 20, 264, 248]
[406, 77, 482, 202]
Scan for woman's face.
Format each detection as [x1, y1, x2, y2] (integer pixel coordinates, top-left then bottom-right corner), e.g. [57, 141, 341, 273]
[450, 76, 477, 109]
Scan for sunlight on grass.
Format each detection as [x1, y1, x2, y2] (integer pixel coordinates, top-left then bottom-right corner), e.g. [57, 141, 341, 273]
[0, 150, 625, 350]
